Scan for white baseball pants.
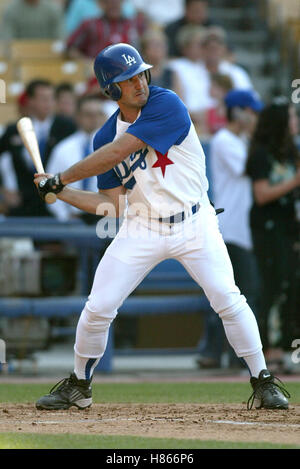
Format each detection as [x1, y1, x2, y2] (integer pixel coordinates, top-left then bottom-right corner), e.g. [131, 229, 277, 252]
[74, 200, 264, 378]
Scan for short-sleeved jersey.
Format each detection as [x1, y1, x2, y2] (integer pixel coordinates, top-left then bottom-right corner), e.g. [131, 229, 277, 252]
[93, 86, 209, 218]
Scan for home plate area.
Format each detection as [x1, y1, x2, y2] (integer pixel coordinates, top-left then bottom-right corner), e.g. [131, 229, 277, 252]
[1, 403, 299, 445]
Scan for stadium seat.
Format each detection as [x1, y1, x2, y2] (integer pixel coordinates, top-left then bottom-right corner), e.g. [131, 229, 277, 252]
[268, 0, 300, 28]
[0, 102, 18, 125]
[18, 60, 87, 85]
[0, 41, 8, 60]
[10, 40, 64, 62]
[0, 60, 15, 83]
[0, 0, 7, 18]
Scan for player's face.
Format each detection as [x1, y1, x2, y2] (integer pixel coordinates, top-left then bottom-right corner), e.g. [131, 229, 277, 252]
[118, 72, 149, 109]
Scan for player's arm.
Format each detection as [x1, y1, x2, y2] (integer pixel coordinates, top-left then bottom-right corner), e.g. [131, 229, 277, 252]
[34, 174, 127, 217]
[60, 133, 144, 185]
[57, 186, 127, 217]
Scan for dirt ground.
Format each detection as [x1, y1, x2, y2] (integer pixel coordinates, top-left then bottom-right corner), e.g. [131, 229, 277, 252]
[0, 403, 300, 445]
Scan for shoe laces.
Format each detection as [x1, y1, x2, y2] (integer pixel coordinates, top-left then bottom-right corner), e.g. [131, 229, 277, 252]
[49, 375, 76, 395]
[247, 375, 290, 410]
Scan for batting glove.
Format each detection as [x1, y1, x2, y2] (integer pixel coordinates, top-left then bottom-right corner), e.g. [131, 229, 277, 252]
[38, 173, 65, 200]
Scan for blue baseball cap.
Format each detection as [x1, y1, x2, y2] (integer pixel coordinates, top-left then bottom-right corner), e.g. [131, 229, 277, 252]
[224, 90, 264, 112]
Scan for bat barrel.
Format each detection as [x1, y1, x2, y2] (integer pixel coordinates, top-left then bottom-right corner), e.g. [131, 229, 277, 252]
[17, 117, 57, 204]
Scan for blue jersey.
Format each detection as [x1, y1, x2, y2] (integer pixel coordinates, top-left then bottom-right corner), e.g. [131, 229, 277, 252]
[93, 86, 209, 218]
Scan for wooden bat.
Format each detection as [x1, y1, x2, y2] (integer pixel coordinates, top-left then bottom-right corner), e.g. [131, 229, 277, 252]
[16, 117, 56, 204]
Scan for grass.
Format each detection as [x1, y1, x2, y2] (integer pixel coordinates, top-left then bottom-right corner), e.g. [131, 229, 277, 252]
[0, 381, 299, 405]
[0, 433, 299, 449]
[0, 381, 299, 449]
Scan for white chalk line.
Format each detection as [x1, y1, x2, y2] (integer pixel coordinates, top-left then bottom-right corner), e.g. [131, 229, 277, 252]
[208, 419, 300, 429]
[1, 417, 300, 430]
[19, 417, 185, 425]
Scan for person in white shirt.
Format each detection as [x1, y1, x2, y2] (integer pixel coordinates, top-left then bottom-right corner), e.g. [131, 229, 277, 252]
[197, 89, 263, 369]
[47, 95, 107, 221]
[201, 27, 254, 91]
[168, 25, 214, 133]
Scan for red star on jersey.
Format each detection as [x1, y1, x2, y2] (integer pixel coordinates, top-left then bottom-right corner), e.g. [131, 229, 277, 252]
[152, 150, 174, 177]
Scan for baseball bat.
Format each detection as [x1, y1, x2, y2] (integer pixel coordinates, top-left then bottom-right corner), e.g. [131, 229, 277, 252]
[16, 117, 56, 204]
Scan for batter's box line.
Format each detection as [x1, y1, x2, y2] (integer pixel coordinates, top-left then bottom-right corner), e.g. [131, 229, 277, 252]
[208, 419, 300, 429]
[36, 417, 184, 424]
[3, 417, 300, 429]
[4, 417, 190, 426]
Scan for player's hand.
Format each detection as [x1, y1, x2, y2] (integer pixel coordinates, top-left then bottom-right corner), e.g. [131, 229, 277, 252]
[33, 173, 53, 188]
[34, 173, 65, 201]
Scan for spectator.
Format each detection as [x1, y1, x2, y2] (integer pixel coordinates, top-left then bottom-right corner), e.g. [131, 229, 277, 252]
[46, 95, 106, 222]
[205, 73, 233, 135]
[53, 0, 69, 9]
[132, 0, 184, 27]
[197, 90, 263, 369]
[0, 80, 77, 216]
[2, 0, 64, 40]
[164, 0, 213, 57]
[17, 91, 30, 118]
[168, 25, 213, 134]
[201, 27, 254, 91]
[140, 29, 182, 94]
[0, 155, 21, 215]
[65, 0, 101, 35]
[246, 98, 300, 366]
[66, 0, 147, 59]
[55, 83, 77, 119]
[65, 0, 136, 35]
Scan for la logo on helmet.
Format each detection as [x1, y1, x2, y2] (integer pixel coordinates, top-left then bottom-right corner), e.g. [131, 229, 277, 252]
[122, 54, 136, 66]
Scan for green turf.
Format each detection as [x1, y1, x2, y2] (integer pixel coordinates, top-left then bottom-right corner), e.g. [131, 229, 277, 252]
[0, 381, 299, 404]
[0, 381, 299, 449]
[0, 433, 299, 449]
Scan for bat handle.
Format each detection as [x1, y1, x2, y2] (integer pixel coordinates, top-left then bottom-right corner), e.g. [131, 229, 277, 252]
[38, 175, 57, 205]
[45, 192, 57, 204]
[35, 163, 45, 175]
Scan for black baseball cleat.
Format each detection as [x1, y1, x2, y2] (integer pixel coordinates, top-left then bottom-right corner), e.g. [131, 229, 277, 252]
[36, 373, 92, 410]
[247, 369, 290, 410]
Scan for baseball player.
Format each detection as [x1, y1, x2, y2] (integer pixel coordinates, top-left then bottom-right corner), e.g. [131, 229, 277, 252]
[34, 43, 290, 411]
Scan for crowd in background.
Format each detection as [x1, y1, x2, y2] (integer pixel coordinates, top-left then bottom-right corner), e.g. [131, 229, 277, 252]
[0, 0, 259, 217]
[0, 0, 299, 371]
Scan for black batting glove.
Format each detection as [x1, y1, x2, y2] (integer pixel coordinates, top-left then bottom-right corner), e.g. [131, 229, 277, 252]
[38, 173, 65, 200]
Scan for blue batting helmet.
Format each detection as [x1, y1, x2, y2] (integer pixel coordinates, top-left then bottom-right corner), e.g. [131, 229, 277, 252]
[94, 43, 152, 101]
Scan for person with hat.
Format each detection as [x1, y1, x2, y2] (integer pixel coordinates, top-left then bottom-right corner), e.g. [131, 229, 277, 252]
[197, 89, 264, 369]
[33, 45, 290, 411]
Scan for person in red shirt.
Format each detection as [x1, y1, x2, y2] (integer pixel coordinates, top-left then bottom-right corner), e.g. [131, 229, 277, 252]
[206, 73, 233, 135]
[66, 0, 147, 59]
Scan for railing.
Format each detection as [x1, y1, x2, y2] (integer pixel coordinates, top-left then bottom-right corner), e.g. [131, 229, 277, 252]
[0, 213, 212, 371]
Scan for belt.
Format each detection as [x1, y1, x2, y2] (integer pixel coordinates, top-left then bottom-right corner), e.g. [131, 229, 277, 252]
[157, 202, 200, 224]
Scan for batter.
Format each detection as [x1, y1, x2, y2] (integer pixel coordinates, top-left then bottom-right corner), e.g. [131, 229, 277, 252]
[35, 44, 289, 411]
